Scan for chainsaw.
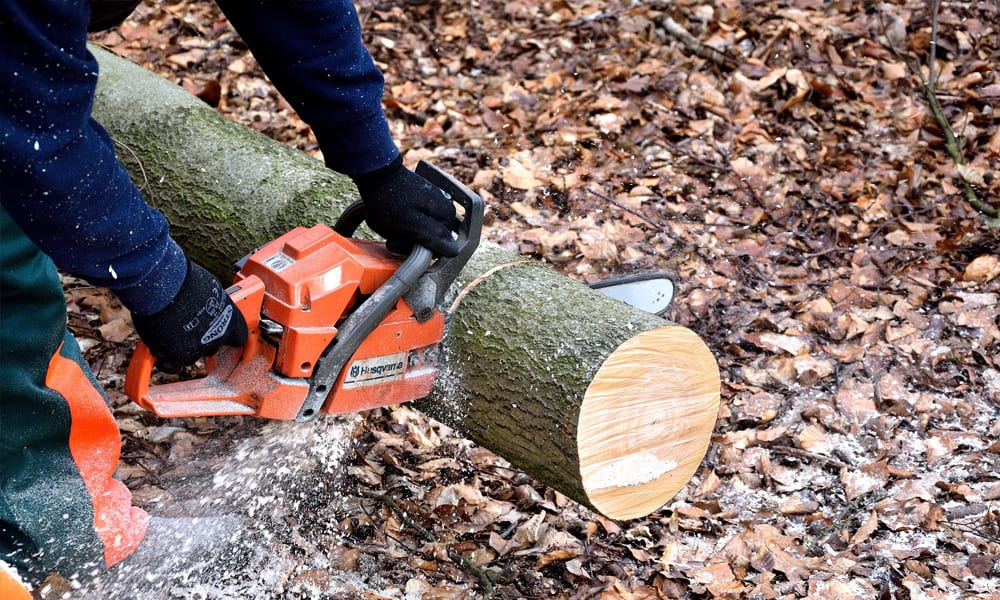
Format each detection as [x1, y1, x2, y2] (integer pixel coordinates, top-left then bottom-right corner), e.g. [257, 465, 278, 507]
[125, 161, 484, 422]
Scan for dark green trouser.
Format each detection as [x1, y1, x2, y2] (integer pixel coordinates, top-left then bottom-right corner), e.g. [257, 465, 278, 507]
[0, 207, 147, 583]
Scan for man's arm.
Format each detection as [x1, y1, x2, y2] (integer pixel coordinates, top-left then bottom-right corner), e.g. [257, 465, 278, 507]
[214, 0, 398, 176]
[215, 0, 461, 257]
[0, 0, 246, 369]
[0, 0, 187, 315]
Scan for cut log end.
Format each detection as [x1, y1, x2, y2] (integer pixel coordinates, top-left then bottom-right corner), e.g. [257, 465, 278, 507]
[577, 325, 720, 520]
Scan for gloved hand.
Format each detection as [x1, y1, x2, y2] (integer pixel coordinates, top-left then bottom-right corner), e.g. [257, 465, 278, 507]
[132, 261, 248, 374]
[351, 156, 460, 257]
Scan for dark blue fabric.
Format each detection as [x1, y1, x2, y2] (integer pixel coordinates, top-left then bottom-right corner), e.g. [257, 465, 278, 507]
[0, 0, 398, 315]
[216, 0, 400, 175]
[0, 0, 187, 315]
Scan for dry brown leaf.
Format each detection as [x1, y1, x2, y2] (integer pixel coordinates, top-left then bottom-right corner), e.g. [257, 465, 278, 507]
[166, 48, 203, 66]
[849, 509, 879, 545]
[488, 532, 520, 557]
[534, 548, 580, 568]
[835, 380, 878, 423]
[842, 461, 890, 500]
[881, 61, 909, 80]
[692, 562, 744, 597]
[797, 423, 832, 453]
[755, 332, 809, 355]
[98, 319, 134, 343]
[501, 158, 543, 190]
[778, 68, 810, 113]
[962, 254, 1000, 283]
[779, 497, 819, 515]
[730, 157, 769, 192]
[755, 67, 787, 91]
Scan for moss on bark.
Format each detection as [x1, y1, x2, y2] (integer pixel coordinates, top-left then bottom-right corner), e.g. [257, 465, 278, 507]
[90, 44, 360, 278]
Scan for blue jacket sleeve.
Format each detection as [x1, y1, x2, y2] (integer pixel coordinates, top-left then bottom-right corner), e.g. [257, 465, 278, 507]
[214, 0, 400, 176]
[0, 0, 187, 315]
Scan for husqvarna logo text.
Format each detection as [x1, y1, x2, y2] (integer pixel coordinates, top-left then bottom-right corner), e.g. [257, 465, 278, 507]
[343, 352, 406, 389]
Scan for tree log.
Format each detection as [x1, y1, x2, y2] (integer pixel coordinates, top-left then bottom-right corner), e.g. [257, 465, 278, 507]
[90, 45, 720, 520]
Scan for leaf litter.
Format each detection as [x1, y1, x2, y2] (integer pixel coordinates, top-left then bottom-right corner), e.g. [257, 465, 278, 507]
[62, 0, 1000, 597]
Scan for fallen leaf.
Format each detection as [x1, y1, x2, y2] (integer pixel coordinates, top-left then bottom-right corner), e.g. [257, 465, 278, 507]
[962, 255, 1000, 283]
[850, 510, 879, 545]
[502, 158, 543, 190]
[98, 319, 133, 343]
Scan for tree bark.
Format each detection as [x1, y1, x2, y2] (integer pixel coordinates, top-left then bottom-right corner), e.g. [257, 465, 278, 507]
[91, 45, 720, 520]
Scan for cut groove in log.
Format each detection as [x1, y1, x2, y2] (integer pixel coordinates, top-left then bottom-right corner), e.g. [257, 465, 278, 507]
[90, 45, 722, 520]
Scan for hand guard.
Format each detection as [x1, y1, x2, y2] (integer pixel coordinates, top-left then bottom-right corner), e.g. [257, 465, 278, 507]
[132, 261, 248, 374]
[352, 156, 460, 258]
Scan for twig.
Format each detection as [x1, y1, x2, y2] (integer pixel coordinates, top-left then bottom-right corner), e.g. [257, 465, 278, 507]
[656, 14, 738, 69]
[195, 32, 240, 66]
[913, 66, 992, 217]
[939, 519, 1000, 544]
[564, 0, 643, 28]
[358, 487, 508, 598]
[770, 445, 850, 471]
[891, 1, 998, 219]
[586, 187, 665, 232]
[927, 0, 938, 86]
[662, 139, 731, 173]
[357, 488, 437, 542]
[808, 490, 887, 553]
[447, 548, 504, 599]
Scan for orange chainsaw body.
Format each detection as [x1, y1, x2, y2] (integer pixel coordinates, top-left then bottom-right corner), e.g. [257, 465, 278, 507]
[125, 224, 444, 420]
[126, 161, 484, 422]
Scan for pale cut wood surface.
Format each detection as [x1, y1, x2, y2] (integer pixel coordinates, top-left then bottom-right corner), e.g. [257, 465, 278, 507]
[578, 326, 721, 519]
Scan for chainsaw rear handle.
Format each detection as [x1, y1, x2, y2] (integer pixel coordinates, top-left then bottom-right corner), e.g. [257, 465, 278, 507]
[334, 160, 481, 246]
[125, 276, 267, 413]
[335, 160, 484, 321]
[336, 160, 482, 265]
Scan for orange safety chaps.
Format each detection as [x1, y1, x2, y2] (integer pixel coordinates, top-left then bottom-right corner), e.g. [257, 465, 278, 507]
[1, 207, 147, 584]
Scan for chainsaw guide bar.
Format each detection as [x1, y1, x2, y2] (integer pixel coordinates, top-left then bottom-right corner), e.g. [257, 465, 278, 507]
[125, 161, 484, 422]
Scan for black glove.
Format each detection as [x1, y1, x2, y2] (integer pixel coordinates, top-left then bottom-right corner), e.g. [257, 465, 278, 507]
[351, 156, 460, 257]
[132, 261, 248, 374]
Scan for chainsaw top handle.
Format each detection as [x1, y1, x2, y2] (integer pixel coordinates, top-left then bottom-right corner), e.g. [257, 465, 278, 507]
[293, 161, 484, 422]
[335, 160, 485, 321]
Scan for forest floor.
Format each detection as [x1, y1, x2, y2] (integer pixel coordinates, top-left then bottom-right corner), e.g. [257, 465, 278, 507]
[62, 0, 1000, 598]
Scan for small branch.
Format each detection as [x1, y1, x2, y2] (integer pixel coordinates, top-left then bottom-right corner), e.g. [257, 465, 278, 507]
[447, 548, 503, 599]
[928, 0, 939, 86]
[657, 15, 738, 69]
[195, 32, 240, 66]
[357, 488, 438, 542]
[564, 1, 643, 27]
[939, 519, 1000, 544]
[884, 1, 998, 220]
[919, 82, 994, 217]
[586, 187, 666, 232]
[769, 445, 850, 471]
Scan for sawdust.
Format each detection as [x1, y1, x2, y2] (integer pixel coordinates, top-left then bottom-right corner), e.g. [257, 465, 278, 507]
[585, 452, 679, 491]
